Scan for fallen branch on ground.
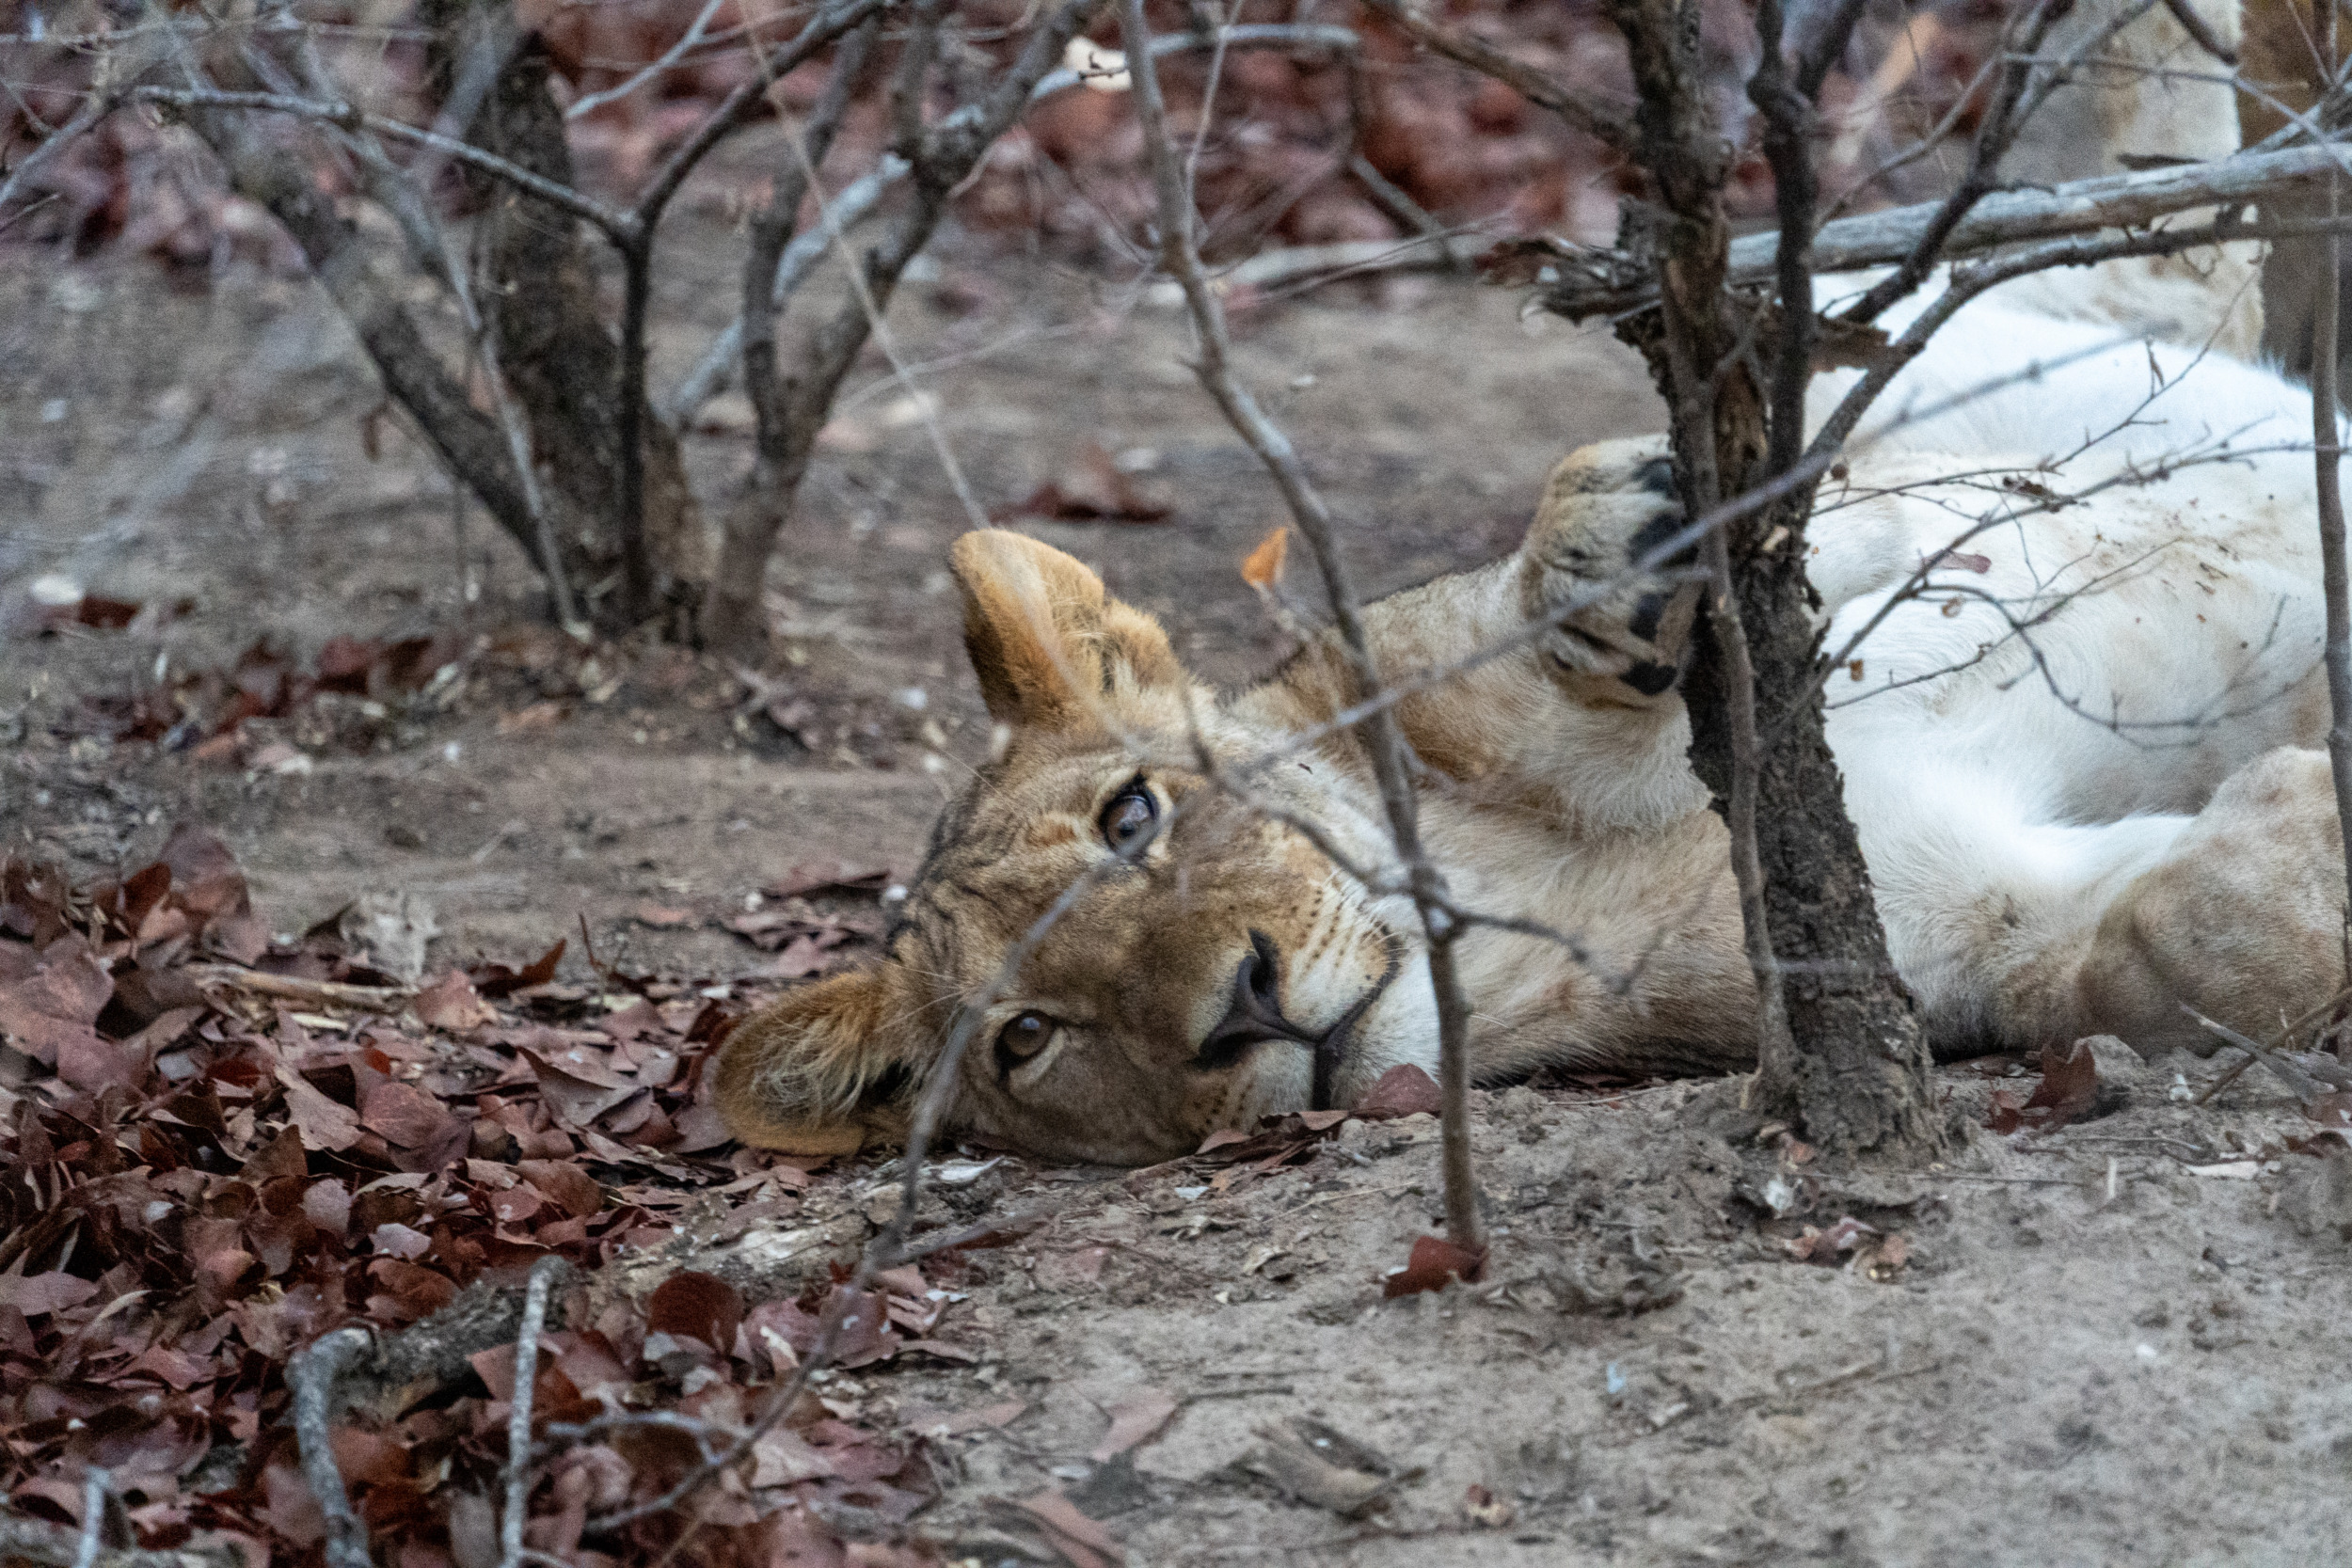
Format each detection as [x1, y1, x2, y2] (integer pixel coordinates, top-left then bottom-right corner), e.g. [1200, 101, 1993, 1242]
[0, 1514, 236, 1568]
[183, 964, 412, 1013]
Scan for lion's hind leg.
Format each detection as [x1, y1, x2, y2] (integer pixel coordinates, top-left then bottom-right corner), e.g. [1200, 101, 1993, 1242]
[1866, 746, 2350, 1056]
[2067, 749, 2350, 1055]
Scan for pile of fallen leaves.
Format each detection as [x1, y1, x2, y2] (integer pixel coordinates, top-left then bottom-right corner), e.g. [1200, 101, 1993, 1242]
[62, 631, 469, 768]
[0, 829, 988, 1565]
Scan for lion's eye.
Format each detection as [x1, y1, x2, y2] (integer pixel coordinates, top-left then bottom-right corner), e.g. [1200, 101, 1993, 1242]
[997, 1010, 1056, 1063]
[1099, 782, 1157, 851]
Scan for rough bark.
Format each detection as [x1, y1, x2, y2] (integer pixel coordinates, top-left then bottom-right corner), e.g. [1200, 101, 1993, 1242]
[1608, 0, 1942, 1159]
[423, 0, 706, 631]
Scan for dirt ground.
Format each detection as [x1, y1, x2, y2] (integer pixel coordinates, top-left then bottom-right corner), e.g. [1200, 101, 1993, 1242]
[11, 208, 2352, 1566]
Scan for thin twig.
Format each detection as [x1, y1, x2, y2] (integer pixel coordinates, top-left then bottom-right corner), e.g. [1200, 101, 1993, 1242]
[588, 814, 1152, 1539]
[2192, 986, 2352, 1104]
[703, 0, 1108, 657]
[2312, 101, 2352, 960]
[779, 62, 991, 529]
[1356, 0, 1633, 156]
[2183, 1006, 2329, 1101]
[2156, 0, 2238, 65]
[1120, 0, 1483, 1256]
[130, 86, 632, 236]
[498, 1257, 566, 1568]
[70, 1469, 105, 1568]
[1840, 0, 2130, 327]
[667, 156, 902, 430]
[665, 22, 1352, 429]
[608, 0, 890, 618]
[185, 964, 411, 1013]
[565, 0, 730, 119]
[288, 1327, 373, 1568]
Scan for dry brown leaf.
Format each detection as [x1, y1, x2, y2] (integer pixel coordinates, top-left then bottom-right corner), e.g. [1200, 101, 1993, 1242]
[1988, 1037, 2101, 1134]
[412, 969, 496, 1031]
[1089, 1386, 1178, 1463]
[1354, 1064, 1441, 1118]
[1014, 1489, 1124, 1568]
[1381, 1234, 1487, 1297]
[645, 1270, 743, 1353]
[1240, 527, 1289, 590]
[273, 1065, 361, 1151]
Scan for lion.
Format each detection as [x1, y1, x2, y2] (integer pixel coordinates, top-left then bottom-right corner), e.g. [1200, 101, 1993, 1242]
[715, 0, 2350, 1164]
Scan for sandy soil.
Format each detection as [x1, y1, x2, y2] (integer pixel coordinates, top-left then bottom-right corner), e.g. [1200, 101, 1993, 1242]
[9, 217, 2352, 1566]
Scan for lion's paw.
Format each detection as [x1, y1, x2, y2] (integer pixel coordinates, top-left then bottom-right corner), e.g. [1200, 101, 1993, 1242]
[2076, 748, 2348, 1053]
[1519, 436, 1698, 703]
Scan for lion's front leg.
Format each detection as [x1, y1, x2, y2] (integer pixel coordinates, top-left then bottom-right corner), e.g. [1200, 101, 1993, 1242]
[1518, 436, 1704, 707]
[2061, 749, 2349, 1054]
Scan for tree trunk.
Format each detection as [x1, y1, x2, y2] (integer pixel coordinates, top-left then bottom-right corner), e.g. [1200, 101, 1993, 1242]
[1606, 0, 1944, 1161]
[424, 0, 707, 634]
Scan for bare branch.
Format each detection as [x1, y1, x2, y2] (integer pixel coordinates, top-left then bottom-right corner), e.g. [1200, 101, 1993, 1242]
[2311, 133, 2352, 976]
[1535, 141, 2352, 321]
[1357, 0, 1634, 157]
[0, 1514, 234, 1568]
[2192, 986, 2352, 1102]
[739, 13, 878, 433]
[2158, 0, 2239, 64]
[1838, 0, 2118, 326]
[1120, 0, 1485, 1257]
[288, 1327, 373, 1568]
[626, 0, 886, 227]
[498, 1258, 566, 1568]
[667, 21, 1360, 430]
[564, 0, 729, 120]
[0, 88, 116, 214]
[667, 154, 903, 431]
[281, 35, 580, 626]
[1806, 207, 2352, 460]
[2185, 1007, 2330, 1100]
[705, 0, 1111, 659]
[131, 85, 632, 237]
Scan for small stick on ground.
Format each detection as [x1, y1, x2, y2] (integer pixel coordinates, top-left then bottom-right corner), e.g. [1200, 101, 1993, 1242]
[288, 1327, 373, 1568]
[2183, 1006, 2331, 1102]
[499, 1258, 567, 1568]
[71, 1468, 105, 1568]
[2192, 985, 2352, 1104]
[184, 965, 411, 1013]
[0, 1514, 236, 1568]
[1118, 0, 1484, 1258]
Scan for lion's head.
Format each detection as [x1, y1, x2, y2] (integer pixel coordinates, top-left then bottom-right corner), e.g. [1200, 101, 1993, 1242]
[712, 529, 1432, 1165]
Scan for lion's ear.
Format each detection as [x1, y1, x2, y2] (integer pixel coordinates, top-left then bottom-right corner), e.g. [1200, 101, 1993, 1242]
[712, 970, 923, 1156]
[949, 530, 1184, 728]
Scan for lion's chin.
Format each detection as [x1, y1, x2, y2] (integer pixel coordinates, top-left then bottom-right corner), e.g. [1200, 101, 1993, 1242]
[1318, 980, 1439, 1110]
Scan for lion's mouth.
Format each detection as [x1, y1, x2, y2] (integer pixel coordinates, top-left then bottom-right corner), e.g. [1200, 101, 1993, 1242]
[1196, 927, 1405, 1112]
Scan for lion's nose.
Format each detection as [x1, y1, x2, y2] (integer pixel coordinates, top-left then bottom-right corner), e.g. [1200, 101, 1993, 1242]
[1196, 929, 1311, 1067]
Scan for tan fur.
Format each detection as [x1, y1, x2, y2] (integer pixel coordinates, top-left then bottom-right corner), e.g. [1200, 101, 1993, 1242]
[714, 0, 2344, 1164]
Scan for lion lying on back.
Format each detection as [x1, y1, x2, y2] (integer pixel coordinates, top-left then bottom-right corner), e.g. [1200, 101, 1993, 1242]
[715, 0, 2348, 1164]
